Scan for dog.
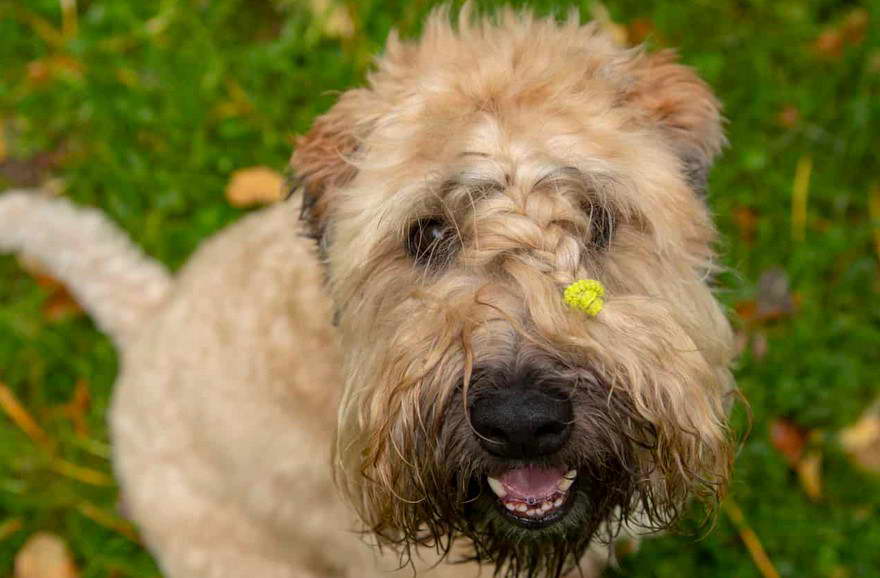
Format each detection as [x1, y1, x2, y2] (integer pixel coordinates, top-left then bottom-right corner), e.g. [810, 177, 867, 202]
[0, 7, 738, 578]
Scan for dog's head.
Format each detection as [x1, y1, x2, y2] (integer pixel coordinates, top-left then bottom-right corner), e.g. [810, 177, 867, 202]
[292, 8, 736, 577]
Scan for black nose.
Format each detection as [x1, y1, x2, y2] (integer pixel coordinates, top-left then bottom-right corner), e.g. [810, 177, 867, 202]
[469, 378, 573, 459]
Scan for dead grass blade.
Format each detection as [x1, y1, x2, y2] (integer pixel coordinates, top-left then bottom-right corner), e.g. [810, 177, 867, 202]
[791, 155, 812, 242]
[0, 383, 52, 450]
[75, 502, 139, 542]
[724, 499, 781, 578]
[869, 183, 880, 265]
[0, 518, 24, 542]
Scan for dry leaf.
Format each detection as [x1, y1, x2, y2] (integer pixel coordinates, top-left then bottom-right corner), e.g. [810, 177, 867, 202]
[225, 166, 285, 208]
[308, 0, 354, 39]
[756, 267, 797, 321]
[751, 332, 768, 361]
[776, 105, 800, 129]
[0, 151, 63, 188]
[16, 255, 83, 322]
[840, 400, 880, 474]
[14, 533, 78, 578]
[732, 206, 758, 244]
[813, 8, 869, 60]
[26, 55, 83, 86]
[626, 18, 656, 45]
[814, 29, 844, 60]
[770, 418, 808, 467]
[796, 450, 823, 501]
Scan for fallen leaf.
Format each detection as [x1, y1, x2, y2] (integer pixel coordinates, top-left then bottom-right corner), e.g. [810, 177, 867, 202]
[813, 8, 869, 60]
[224, 166, 285, 208]
[16, 256, 83, 322]
[840, 400, 880, 474]
[770, 418, 808, 467]
[776, 105, 800, 129]
[732, 206, 758, 244]
[841, 8, 869, 46]
[814, 29, 844, 60]
[626, 18, 656, 45]
[796, 450, 823, 501]
[0, 151, 63, 188]
[14, 532, 78, 578]
[308, 0, 354, 39]
[735, 300, 757, 323]
[0, 518, 23, 542]
[751, 332, 768, 360]
[755, 267, 797, 321]
[26, 55, 83, 87]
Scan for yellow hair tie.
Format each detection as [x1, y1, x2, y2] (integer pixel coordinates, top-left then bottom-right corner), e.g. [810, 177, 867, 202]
[563, 279, 605, 316]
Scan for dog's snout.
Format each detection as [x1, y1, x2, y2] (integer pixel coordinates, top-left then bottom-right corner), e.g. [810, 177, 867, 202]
[470, 379, 573, 459]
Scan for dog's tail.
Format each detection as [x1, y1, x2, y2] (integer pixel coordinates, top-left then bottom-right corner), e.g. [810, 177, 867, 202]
[0, 189, 172, 347]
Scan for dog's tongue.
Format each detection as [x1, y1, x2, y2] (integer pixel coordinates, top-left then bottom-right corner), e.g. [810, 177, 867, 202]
[500, 465, 565, 500]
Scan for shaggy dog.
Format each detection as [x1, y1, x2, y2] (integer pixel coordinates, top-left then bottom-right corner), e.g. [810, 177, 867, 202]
[0, 8, 737, 578]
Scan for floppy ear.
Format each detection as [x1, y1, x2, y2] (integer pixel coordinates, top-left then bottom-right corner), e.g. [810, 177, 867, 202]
[626, 50, 724, 195]
[290, 89, 370, 242]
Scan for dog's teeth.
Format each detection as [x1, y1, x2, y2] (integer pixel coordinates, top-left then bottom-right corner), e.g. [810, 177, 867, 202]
[557, 477, 574, 492]
[505, 502, 516, 511]
[540, 502, 552, 513]
[563, 469, 577, 480]
[516, 504, 528, 513]
[487, 477, 507, 498]
[553, 497, 563, 508]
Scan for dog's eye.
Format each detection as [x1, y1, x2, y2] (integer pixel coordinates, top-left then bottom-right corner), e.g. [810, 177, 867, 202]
[405, 217, 457, 266]
[586, 205, 614, 249]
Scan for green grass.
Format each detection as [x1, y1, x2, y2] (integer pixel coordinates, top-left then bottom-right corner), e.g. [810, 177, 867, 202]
[1, 1, 878, 576]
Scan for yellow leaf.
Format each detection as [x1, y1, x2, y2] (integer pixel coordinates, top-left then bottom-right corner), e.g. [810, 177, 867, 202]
[225, 166, 286, 208]
[840, 400, 880, 474]
[14, 533, 78, 578]
[796, 450, 823, 501]
[309, 0, 354, 39]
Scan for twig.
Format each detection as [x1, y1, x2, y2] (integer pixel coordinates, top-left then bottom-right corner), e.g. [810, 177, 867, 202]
[724, 499, 780, 578]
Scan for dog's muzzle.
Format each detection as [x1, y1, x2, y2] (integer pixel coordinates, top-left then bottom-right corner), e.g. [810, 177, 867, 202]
[469, 367, 580, 527]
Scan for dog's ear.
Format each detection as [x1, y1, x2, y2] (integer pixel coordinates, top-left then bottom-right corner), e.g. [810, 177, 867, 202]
[291, 90, 370, 241]
[626, 50, 724, 195]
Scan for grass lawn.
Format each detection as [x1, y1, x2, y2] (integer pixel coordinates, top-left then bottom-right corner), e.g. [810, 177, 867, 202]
[1, 1, 878, 576]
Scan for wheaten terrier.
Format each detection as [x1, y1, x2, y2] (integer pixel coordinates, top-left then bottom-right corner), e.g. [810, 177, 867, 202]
[0, 7, 737, 578]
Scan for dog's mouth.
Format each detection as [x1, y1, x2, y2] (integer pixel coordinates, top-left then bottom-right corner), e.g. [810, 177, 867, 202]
[486, 465, 577, 528]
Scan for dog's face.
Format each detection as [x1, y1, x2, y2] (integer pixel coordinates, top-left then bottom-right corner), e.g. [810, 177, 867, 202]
[292, 10, 736, 577]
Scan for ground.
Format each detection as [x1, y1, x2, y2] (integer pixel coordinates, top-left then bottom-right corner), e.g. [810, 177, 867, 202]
[0, 1, 878, 577]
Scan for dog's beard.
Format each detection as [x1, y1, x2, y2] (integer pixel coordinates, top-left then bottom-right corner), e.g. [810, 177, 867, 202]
[366, 373, 673, 578]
